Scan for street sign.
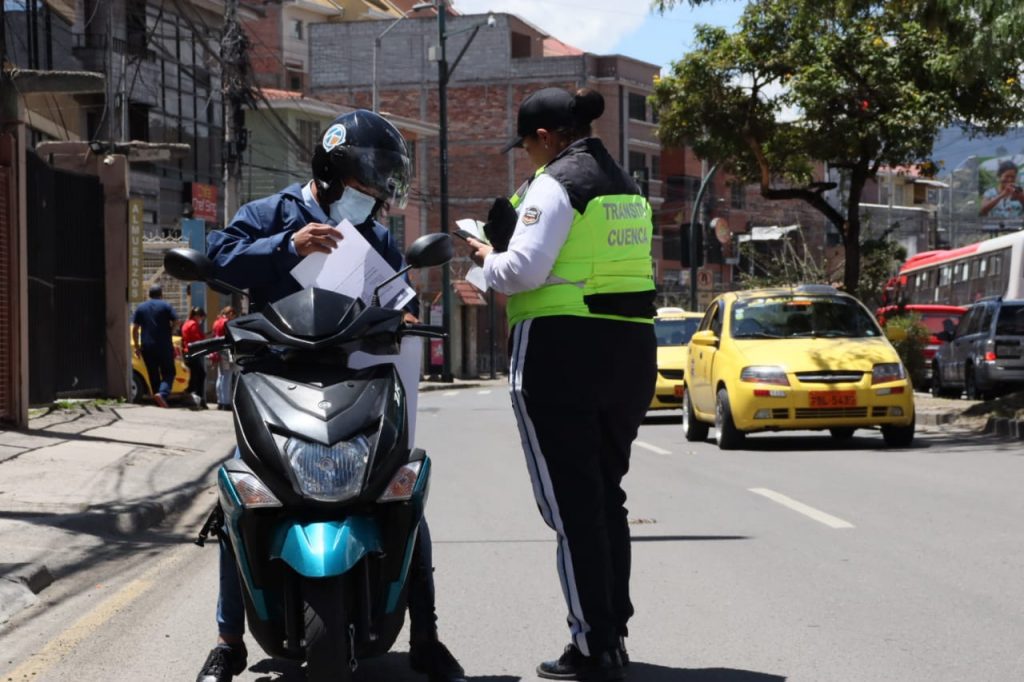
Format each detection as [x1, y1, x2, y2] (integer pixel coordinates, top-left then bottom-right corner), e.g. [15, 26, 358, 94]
[697, 268, 713, 288]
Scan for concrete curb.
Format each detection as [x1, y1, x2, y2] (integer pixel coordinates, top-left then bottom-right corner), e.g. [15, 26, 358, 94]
[53, 476, 219, 538]
[0, 563, 54, 625]
[917, 411, 959, 427]
[984, 416, 1024, 440]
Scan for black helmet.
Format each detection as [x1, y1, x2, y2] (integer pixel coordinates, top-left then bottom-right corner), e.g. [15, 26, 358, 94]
[311, 110, 412, 209]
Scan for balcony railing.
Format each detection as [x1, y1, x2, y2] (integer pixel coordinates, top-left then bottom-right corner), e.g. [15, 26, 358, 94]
[71, 33, 156, 62]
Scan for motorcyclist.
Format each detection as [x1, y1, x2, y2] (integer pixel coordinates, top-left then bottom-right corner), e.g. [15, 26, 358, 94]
[194, 110, 465, 682]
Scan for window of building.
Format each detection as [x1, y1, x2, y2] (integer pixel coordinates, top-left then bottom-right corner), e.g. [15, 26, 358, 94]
[510, 32, 532, 59]
[388, 215, 406, 248]
[665, 175, 701, 203]
[291, 20, 303, 40]
[650, 155, 661, 181]
[287, 69, 304, 92]
[297, 119, 319, 155]
[628, 151, 646, 175]
[128, 102, 150, 141]
[628, 92, 647, 121]
[730, 182, 746, 209]
[126, 0, 148, 55]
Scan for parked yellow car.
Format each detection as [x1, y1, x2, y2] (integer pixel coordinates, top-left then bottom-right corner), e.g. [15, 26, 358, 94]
[650, 308, 703, 410]
[130, 336, 191, 403]
[682, 285, 915, 449]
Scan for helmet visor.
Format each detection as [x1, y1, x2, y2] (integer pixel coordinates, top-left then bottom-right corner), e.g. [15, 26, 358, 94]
[343, 146, 412, 210]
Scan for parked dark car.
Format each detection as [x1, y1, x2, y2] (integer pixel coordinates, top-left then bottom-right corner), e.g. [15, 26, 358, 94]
[931, 297, 1024, 399]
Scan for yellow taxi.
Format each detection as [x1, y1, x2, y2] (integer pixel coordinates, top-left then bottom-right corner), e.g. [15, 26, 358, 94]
[682, 285, 915, 449]
[130, 336, 191, 403]
[650, 308, 703, 410]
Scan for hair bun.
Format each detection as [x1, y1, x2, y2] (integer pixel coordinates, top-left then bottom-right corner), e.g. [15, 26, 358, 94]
[572, 88, 605, 124]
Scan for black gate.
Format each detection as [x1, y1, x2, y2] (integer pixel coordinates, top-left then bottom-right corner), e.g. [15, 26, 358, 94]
[27, 151, 107, 403]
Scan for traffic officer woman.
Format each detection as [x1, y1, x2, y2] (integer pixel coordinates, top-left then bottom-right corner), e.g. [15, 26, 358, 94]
[467, 87, 657, 682]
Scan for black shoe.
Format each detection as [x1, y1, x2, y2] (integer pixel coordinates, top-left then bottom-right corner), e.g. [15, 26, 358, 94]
[196, 643, 248, 682]
[409, 638, 466, 682]
[537, 644, 626, 681]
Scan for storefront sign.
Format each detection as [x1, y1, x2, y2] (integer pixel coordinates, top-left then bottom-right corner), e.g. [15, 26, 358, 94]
[190, 182, 218, 223]
[128, 199, 146, 303]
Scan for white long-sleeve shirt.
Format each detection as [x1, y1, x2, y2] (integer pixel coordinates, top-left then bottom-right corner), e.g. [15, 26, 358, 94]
[482, 173, 576, 295]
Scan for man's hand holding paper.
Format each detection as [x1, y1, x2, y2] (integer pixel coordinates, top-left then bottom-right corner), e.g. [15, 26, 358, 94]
[289, 219, 416, 310]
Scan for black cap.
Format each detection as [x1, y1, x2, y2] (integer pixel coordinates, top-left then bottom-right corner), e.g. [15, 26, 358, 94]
[502, 88, 577, 153]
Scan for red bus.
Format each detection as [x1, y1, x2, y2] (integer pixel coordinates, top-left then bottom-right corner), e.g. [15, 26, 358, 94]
[884, 230, 1024, 307]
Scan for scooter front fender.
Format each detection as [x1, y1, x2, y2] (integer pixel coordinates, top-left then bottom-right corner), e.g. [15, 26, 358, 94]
[270, 517, 382, 578]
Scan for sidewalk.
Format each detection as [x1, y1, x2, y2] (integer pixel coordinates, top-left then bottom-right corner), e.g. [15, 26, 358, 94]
[0, 376, 497, 626]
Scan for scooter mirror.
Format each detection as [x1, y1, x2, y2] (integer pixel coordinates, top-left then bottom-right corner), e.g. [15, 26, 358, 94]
[405, 233, 453, 269]
[164, 247, 216, 282]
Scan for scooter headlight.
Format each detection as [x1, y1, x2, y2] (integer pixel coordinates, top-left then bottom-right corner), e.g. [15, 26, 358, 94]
[283, 435, 370, 502]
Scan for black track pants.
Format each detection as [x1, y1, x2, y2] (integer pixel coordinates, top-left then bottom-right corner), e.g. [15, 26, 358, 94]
[508, 315, 656, 656]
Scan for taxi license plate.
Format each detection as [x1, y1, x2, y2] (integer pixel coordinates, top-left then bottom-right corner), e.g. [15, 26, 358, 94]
[809, 391, 857, 407]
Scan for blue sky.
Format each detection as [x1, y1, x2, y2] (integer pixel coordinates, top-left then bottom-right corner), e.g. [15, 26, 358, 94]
[455, 0, 747, 71]
[611, 1, 747, 70]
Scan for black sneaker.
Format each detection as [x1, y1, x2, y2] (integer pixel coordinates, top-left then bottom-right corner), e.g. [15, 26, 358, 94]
[409, 638, 466, 682]
[196, 642, 248, 682]
[537, 643, 626, 681]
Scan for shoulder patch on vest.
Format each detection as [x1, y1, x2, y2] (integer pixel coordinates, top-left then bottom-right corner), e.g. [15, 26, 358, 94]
[522, 206, 542, 225]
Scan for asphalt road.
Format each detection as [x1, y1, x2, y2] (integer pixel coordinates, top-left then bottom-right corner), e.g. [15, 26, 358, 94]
[3, 388, 1023, 681]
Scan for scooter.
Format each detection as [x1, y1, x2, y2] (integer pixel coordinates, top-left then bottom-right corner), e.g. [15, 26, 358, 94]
[164, 233, 452, 681]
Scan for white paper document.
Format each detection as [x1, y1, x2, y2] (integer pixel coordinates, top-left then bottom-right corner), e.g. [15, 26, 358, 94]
[455, 218, 488, 242]
[289, 220, 416, 310]
[466, 265, 488, 292]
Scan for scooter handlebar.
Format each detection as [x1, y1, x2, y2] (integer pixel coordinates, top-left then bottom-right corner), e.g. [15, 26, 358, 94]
[184, 336, 229, 361]
[401, 324, 447, 340]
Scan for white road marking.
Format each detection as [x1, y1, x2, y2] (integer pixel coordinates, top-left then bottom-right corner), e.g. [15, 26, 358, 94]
[443, 391, 458, 397]
[748, 488, 855, 529]
[477, 390, 492, 395]
[634, 440, 672, 455]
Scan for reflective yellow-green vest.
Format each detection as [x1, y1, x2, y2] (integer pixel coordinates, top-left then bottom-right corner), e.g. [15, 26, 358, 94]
[506, 147, 655, 327]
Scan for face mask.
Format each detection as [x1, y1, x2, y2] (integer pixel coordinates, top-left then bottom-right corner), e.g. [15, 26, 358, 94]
[329, 186, 377, 226]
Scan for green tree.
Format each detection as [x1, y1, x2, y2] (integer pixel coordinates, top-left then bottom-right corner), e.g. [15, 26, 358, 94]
[650, 0, 1024, 295]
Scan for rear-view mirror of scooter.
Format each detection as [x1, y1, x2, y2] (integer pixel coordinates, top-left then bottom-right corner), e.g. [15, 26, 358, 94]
[405, 232, 453, 269]
[371, 233, 453, 306]
[163, 247, 248, 299]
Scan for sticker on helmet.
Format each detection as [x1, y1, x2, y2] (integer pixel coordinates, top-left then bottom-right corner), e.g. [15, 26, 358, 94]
[322, 124, 347, 152]
[522, 207, 542, 225]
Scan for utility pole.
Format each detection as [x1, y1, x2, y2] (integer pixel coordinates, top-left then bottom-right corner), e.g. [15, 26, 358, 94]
[221, 0, 249, 228]
[689, 161, 718, 312]
[436, 0, 453, 381]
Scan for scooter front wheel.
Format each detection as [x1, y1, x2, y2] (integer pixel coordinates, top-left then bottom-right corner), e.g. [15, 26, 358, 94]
[301, 575, 353, 682]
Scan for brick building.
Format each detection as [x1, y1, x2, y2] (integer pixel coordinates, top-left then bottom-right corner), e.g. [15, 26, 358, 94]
[308, 12, 663, 377]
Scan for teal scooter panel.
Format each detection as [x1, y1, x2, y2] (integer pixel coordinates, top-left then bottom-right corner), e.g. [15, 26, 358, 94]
[271, 517, 382, 578]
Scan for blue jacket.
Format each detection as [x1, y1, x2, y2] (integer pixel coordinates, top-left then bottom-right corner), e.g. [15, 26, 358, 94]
[207, 183, 412, 313]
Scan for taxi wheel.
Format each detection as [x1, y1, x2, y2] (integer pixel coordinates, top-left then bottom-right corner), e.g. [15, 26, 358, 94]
[715, 388, 744, 450]
[130, 371, 146, 404]
[881, 414, 915, 448]
[682, 386, 709, 442]
[829, 427, 855, 441]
